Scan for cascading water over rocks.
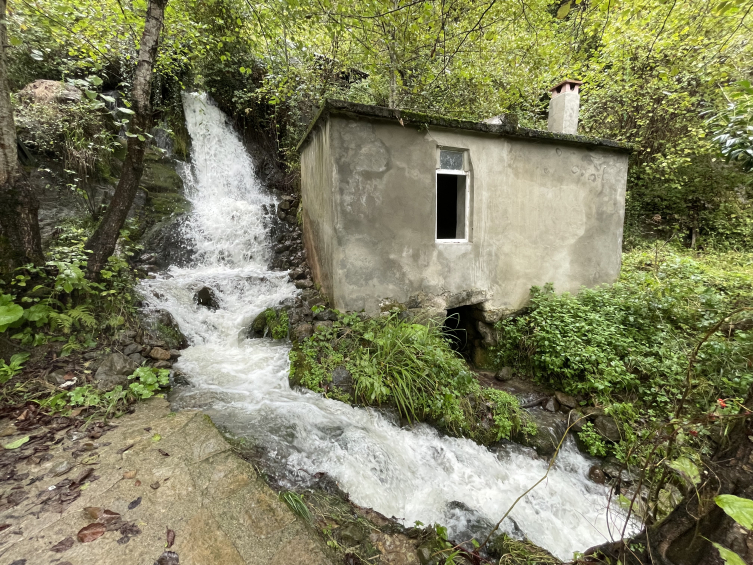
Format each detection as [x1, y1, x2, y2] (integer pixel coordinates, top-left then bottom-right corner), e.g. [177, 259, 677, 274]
[139, 92, 636, 561]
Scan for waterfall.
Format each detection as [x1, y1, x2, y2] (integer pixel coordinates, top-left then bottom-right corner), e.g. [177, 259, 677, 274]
[139, 92, 636, 560]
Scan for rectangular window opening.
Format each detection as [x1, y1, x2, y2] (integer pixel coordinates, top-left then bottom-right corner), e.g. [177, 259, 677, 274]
[436, 173, 467, 240]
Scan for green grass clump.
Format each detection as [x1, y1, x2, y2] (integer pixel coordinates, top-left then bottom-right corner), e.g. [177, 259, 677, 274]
[279, 491, 313, 523]
[290, 312, 533, 444]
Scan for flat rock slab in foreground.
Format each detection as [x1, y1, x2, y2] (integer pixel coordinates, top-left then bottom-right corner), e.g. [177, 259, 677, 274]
[0, 399, 333, 565]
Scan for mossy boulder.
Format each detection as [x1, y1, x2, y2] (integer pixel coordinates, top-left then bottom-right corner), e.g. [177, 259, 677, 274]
[247, 308, 289, 340]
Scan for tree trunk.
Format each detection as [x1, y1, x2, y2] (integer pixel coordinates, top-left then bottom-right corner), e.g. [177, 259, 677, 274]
[0, 0, 43, 274]
[586, 388, 753, 565]
[84, 0, 168, 278]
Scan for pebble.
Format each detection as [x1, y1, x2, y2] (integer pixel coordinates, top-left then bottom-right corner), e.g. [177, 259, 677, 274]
[51, 460, 73, 477]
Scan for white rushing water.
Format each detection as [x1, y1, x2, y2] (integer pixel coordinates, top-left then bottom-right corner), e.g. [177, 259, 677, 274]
[139, 92, 635, 560]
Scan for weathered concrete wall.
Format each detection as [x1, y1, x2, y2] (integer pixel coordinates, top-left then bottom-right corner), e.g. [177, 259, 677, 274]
[300, 120, 336, 301]
[300, 113, 628, 318]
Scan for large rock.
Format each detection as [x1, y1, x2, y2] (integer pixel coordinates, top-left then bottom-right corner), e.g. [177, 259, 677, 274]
[145, 309, 188, 350]
[194, 287, 220, 310]
[331, 366, 353, 396]
[18, 79, 82, 104]
[94, 352, 138, 391]
[594, 415, 621, 442]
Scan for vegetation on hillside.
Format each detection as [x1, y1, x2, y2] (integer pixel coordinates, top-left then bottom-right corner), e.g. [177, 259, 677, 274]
[7, 0, 753, 250]
[4, 0, 753, 562]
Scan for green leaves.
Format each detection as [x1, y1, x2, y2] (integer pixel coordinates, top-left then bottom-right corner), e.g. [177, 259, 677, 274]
[0, 353, 30, 384]
[128, 367, 170, 400]
[667, 457, 701, 488]
[3, 436, 30, 450]
[712, 543, 747, 565]
[715, 495, 753, 529]
[0, 302, 24, 332]
[556, 1, 572, 19]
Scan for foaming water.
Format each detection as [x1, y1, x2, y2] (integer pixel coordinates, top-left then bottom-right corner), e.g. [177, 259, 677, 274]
[139, 92, 635, 560]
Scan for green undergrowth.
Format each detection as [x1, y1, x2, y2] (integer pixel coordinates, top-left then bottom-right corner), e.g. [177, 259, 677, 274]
[493, 245, 753, 461]
[289, 311, 535, 444]
[39, 366, 170, 420]
[0, 219, 141, 358]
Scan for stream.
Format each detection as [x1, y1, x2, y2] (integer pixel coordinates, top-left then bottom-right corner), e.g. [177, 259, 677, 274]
[139, 92, 635, 561]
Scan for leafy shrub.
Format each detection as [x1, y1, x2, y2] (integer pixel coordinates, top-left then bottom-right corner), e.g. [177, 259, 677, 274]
[495, 248, 753, 409]
[128, 367, 170, 399]
[578, 422, 608, 457]
[0, 353, 30, 384]
[0, 219, 140, 352]
[264, 308, 289, 340]
[494, 247, 753, 458]
[15, 95, 121, 218]
[290, 311, 534, 444]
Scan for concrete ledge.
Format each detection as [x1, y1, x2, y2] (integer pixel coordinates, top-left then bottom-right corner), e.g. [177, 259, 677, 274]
[296, 99, 633, 154]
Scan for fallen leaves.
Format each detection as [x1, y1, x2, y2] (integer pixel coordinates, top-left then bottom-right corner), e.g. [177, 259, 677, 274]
[117, 443, 135, 454]
[128, 496, 142, 510]
[49, 536, 74, 553]
[158, 449, 170, 457]
[151, 433, 162, 442]
[3, 436, 30, 450]
[123, 470, 137, 479]
[84, 507, 121, 525]
[166, 527, 175, 548]
[77, 522, 106, 543]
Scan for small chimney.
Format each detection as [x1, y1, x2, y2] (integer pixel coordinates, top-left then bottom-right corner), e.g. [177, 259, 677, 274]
[547, 79, 582, 135]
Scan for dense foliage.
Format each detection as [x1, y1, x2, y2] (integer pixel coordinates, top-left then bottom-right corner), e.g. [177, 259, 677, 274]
[9, 0, 753, 249]
[290, 311, 535, 444]
[494, 246, 753, 458]
[0, 220, 140, 354]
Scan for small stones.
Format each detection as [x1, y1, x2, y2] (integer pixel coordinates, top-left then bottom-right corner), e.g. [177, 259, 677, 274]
[123, 470, 137, 479]
[494, 366, 513, 382]
[149, 347, 171, 361]
[594, 415, 621, 442]
[293, 324, 314, 342]
[123, 343, 142, 356]
[150, 481, 160, 490]
[543, 397, 560, 413]
[294, 279, 314, 290]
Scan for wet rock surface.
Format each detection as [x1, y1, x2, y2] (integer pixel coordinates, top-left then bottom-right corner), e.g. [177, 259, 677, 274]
[194, 286, 220, 310]
[94, 352, 138, 391]
[0, 399, 333, 565]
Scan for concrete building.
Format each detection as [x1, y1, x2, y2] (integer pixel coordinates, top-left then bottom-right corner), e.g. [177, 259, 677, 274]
[297, 81, 630, 327]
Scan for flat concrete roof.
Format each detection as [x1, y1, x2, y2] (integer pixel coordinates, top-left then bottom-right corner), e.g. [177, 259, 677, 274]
[296, 99, 632, 154]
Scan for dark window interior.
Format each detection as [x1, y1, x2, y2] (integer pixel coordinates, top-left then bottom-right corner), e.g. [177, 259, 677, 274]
[436, 174, 466, 240]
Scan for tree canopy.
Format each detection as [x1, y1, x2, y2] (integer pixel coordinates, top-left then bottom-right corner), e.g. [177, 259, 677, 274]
[7, 0, 753, 247]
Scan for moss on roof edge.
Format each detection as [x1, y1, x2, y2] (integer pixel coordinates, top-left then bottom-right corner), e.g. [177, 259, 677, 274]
[295, 99, 632, 154]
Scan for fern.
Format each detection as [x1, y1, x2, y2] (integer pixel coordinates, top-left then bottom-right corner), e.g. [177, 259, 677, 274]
[67, 305, 96, 328]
